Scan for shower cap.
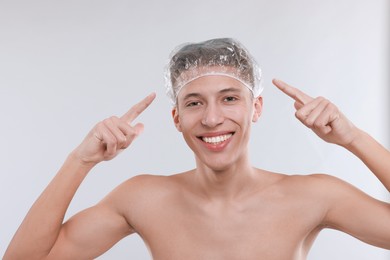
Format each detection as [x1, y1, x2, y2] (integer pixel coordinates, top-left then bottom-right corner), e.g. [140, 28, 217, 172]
[165, 38, 263, 105]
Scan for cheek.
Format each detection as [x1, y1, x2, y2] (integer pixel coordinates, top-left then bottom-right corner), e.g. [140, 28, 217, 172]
[225, 105, 253, 123]
[178, 112, 198, 130]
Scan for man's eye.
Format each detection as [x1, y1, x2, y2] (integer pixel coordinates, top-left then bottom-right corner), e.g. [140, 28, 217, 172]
[224, 96, 237, 102]
[186, 101, 201, 107]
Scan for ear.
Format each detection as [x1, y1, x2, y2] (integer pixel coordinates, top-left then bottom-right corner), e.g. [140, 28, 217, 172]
[252, 96, 263, 122]
[172, 107, 182, 132]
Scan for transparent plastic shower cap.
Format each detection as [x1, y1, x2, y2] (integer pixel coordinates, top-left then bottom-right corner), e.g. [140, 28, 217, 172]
[164, 38, 264, 105]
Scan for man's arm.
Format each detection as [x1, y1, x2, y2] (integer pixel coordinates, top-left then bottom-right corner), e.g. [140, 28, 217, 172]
[314, 173, 390, 249]
[345, 129, 390, 192]
[273, 79, 390, 191]
[273, 79, 390, 249]
[3, 93, 156, 260]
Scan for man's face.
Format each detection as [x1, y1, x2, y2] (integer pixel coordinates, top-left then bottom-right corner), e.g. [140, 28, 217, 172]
[172, 75, 262, 171]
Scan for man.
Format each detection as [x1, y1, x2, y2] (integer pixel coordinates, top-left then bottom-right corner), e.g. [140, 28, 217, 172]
[4, 38, 390, 259]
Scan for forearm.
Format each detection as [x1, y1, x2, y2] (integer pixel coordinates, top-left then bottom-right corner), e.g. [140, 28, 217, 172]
[345, 128, 390, 192]
[4, 152, 96, 260]
[4, 94, 154, 259]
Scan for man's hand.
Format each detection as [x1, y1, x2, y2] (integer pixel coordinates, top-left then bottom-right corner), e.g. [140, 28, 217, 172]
[73, 93, 156, 165]
[272, 79, 357, 146]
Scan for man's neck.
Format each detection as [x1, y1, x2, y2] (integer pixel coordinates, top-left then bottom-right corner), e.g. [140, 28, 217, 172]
[192, 156, 259, 201]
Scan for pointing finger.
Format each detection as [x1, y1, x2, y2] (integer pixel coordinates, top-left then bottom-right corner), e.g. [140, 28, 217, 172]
[272, 79, 313, 105]
[121, 92, 156, 123]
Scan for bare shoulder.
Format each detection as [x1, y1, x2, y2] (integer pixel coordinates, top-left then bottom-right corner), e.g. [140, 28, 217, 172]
[102, 172, 190, 211]
[260, 171, 378, 222]
[97, 173, 189, 231]
[296, 173, 370, 199]
[258, 170, 368, 208]
[273, 172, 385, 216]
[274, 171, 356, 193]
[106, 173, 186, 201]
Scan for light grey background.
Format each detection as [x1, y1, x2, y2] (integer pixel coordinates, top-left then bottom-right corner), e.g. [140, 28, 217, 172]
[1, 0, 389, 259]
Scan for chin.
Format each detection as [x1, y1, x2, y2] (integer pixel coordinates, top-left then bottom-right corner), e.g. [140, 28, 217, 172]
[197, 156, 236, 172]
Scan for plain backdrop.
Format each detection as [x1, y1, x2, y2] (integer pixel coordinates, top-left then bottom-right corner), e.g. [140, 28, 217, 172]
[0, 0, 389, 259]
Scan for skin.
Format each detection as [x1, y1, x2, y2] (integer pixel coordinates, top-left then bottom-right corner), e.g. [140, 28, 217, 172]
[4, 76, 390, 260]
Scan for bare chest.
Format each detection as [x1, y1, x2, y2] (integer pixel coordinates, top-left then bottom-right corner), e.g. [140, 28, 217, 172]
[132, 195, 323, 260]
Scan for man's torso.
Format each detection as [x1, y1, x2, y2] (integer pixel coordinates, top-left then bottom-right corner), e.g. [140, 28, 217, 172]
[119, 170, 328, 260]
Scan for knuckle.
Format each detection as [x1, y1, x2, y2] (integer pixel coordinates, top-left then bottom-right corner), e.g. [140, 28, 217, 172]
[295, 110, 305, 119]
[109, 116, 120, 122]
[103, 116, 119, 125]
[119, 136, 127, 147]
[313, 120, 323, 128]
[102, 118, 111, 125]
[106, 136, 116, 144]
[320, 97, 331, 106]
[95, 121, 103, 128]
[304, 118, 314, 127]
[95, 122, 106, 132]
[328, 103, 337, 112]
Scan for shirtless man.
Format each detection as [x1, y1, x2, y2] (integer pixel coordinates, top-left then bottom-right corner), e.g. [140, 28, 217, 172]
[4, 38, 390, 259]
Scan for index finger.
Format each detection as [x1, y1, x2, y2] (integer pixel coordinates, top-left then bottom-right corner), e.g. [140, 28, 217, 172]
[121, 92, 156, 123]
[272, 79, 313, 105]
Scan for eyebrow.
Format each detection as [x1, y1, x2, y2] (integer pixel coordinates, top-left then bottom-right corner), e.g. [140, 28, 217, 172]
[219, 87, 242, 94]
[182, 87, 242, 101]
[181, 93, 202, 103]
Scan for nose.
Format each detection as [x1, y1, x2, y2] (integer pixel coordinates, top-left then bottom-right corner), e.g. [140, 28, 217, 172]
[201, 103, 224, 128]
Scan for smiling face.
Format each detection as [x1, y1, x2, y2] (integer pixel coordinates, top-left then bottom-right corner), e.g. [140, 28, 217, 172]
[172, 75, 263, 172]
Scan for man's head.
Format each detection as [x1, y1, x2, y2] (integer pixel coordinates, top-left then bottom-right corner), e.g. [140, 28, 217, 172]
[165, 38, 263, 105]
[166, 38, 264, 171]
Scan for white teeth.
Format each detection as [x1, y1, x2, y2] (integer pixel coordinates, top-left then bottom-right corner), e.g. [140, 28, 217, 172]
[202, 134, 232, 144]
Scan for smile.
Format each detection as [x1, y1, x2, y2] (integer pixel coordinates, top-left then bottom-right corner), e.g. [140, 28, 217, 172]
[201, 133, 233, 145]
